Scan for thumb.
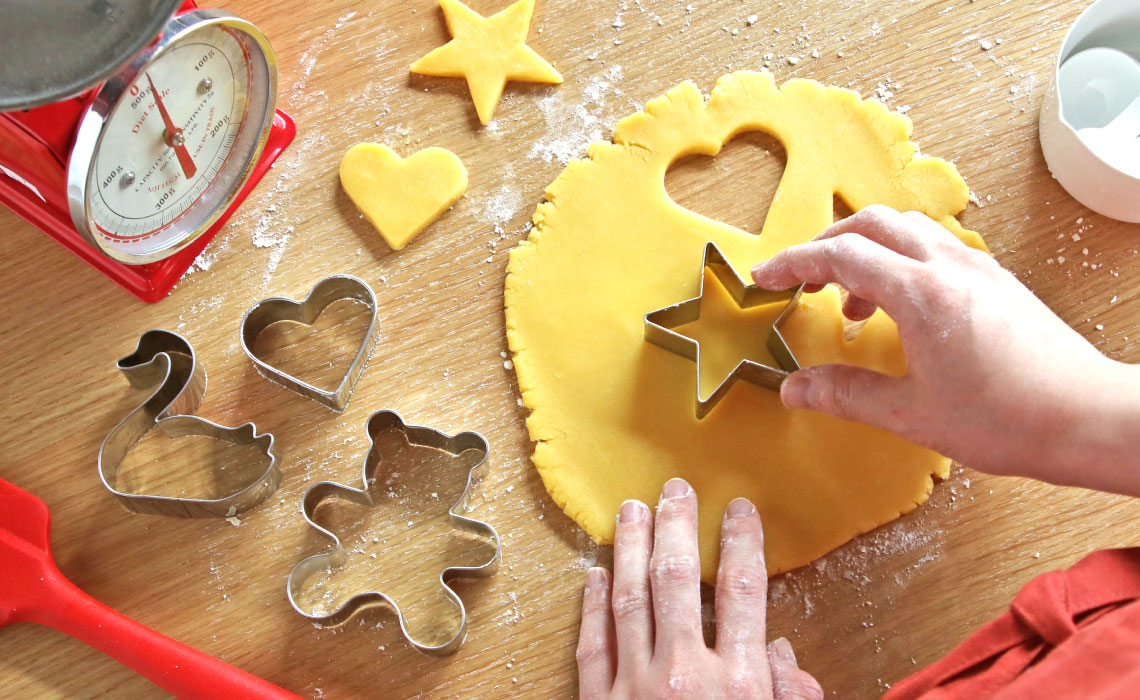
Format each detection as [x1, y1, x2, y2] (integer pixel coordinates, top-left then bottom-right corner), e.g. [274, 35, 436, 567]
[780, 364, 906, 428]
[767, 638, 824, 700]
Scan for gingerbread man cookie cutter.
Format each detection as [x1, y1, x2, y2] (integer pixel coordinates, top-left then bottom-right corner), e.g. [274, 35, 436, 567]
[98, 330, 282, 517]
[644, 241, 804, 419]
[240, 274, 379, 412]
[286, 410, 500, 655]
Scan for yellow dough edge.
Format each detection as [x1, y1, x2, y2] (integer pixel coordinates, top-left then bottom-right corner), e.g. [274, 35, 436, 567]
[339, 144, 468, 250]
[505, 71, 982, 582]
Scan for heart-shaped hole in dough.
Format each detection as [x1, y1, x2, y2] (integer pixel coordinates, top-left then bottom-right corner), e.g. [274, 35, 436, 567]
[664, 130, 788, 236]
[249, 298, 374, 395]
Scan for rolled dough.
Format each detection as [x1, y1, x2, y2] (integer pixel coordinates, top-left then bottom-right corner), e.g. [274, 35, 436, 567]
[504, 71, 987, 581]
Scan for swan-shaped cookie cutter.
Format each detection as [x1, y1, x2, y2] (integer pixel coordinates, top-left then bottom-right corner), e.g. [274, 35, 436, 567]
[644, 241, 804, 419]
[98, 330, 281, 517]
[286, 410, 500, 655]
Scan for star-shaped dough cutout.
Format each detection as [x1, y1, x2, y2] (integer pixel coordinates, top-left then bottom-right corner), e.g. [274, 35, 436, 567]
[644, 242, 803, 419]
[411, 0, 562, 124]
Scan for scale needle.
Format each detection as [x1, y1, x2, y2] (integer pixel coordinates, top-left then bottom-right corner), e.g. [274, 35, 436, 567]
[145, 72, 197, 179]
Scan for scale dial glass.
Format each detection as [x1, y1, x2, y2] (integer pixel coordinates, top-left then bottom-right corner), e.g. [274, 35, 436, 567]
[72, 13, 275, 264]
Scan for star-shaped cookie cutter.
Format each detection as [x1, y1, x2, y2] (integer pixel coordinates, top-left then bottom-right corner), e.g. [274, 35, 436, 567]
[644, 242, 804, 419]
[286, 410, 500, 656]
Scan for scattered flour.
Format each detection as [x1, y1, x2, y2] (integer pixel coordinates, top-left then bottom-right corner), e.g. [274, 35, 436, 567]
[174, 293, 227, 332]
[293, 12, 362, 96]
[477, 182, 524, 227]
[529, 65, 626, 165]
[769, 516, 944, 622]
[227, 127, 326, 286]
[251, 218, 295, 284]
[872, 77, 902, 103]
[497, 591, 523, 626]
[187, 248, 220, 274]
[575, 528, 600, 569]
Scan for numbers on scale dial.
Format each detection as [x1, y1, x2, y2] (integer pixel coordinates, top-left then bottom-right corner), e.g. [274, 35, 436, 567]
[194, 48, 215, 72]
[90, 25, 251, 249]
[100, 164, 124, 190]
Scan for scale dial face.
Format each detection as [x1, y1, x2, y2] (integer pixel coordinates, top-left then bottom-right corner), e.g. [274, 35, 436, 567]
[68, 11, 277, 264]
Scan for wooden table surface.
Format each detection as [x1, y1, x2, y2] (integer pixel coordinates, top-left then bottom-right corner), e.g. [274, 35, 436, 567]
[4, 0, 1140, 697]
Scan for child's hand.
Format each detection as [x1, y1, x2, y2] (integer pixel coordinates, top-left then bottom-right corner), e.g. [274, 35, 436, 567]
[577, 478, 823, 700]
[752, 206, 1140, 496]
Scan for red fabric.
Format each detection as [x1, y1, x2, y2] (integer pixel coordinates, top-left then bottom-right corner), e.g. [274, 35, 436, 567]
[884, 548, 1140, 700]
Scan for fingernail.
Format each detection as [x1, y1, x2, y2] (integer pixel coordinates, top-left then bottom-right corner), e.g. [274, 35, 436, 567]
[726, 498, 755, 518]
[662, 478, 691, 500]
[780, 374, 810, 409]
[773, 637, 797, 663]
[586, 567, 607, 593]
[619, 499, 648, 523]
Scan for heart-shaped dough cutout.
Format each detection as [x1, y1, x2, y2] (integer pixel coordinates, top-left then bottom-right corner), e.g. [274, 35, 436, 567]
[340, 144, 468, 250]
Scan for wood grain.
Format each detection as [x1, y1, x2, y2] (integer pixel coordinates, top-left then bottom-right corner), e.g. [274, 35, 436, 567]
[3, 0, 1140, 698]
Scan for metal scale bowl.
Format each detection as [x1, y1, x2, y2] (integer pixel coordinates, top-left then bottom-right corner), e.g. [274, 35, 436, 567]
[0, 0, 295, 302]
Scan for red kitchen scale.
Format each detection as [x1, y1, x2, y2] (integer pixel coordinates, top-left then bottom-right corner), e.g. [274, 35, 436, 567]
[0, 0, 295, 302]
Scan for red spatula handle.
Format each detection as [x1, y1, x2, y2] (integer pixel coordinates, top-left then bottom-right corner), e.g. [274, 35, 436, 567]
[27, 563, 302, 700]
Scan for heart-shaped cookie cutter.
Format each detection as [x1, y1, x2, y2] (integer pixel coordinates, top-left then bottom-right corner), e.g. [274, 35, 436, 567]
[98, 330, 282, 517]
[286, 410, 500, 655]
[644, 241, 804, 419]
[240, 275, 379, 412]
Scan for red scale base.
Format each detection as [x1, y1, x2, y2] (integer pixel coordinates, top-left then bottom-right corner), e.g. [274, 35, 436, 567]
[0, 96, 295, 303]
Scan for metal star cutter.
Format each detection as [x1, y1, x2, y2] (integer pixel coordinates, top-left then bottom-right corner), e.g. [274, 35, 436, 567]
[644, 241, 804, 419]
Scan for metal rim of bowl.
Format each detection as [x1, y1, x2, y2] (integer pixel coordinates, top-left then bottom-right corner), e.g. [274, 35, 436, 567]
[0, 0, 181, 111]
